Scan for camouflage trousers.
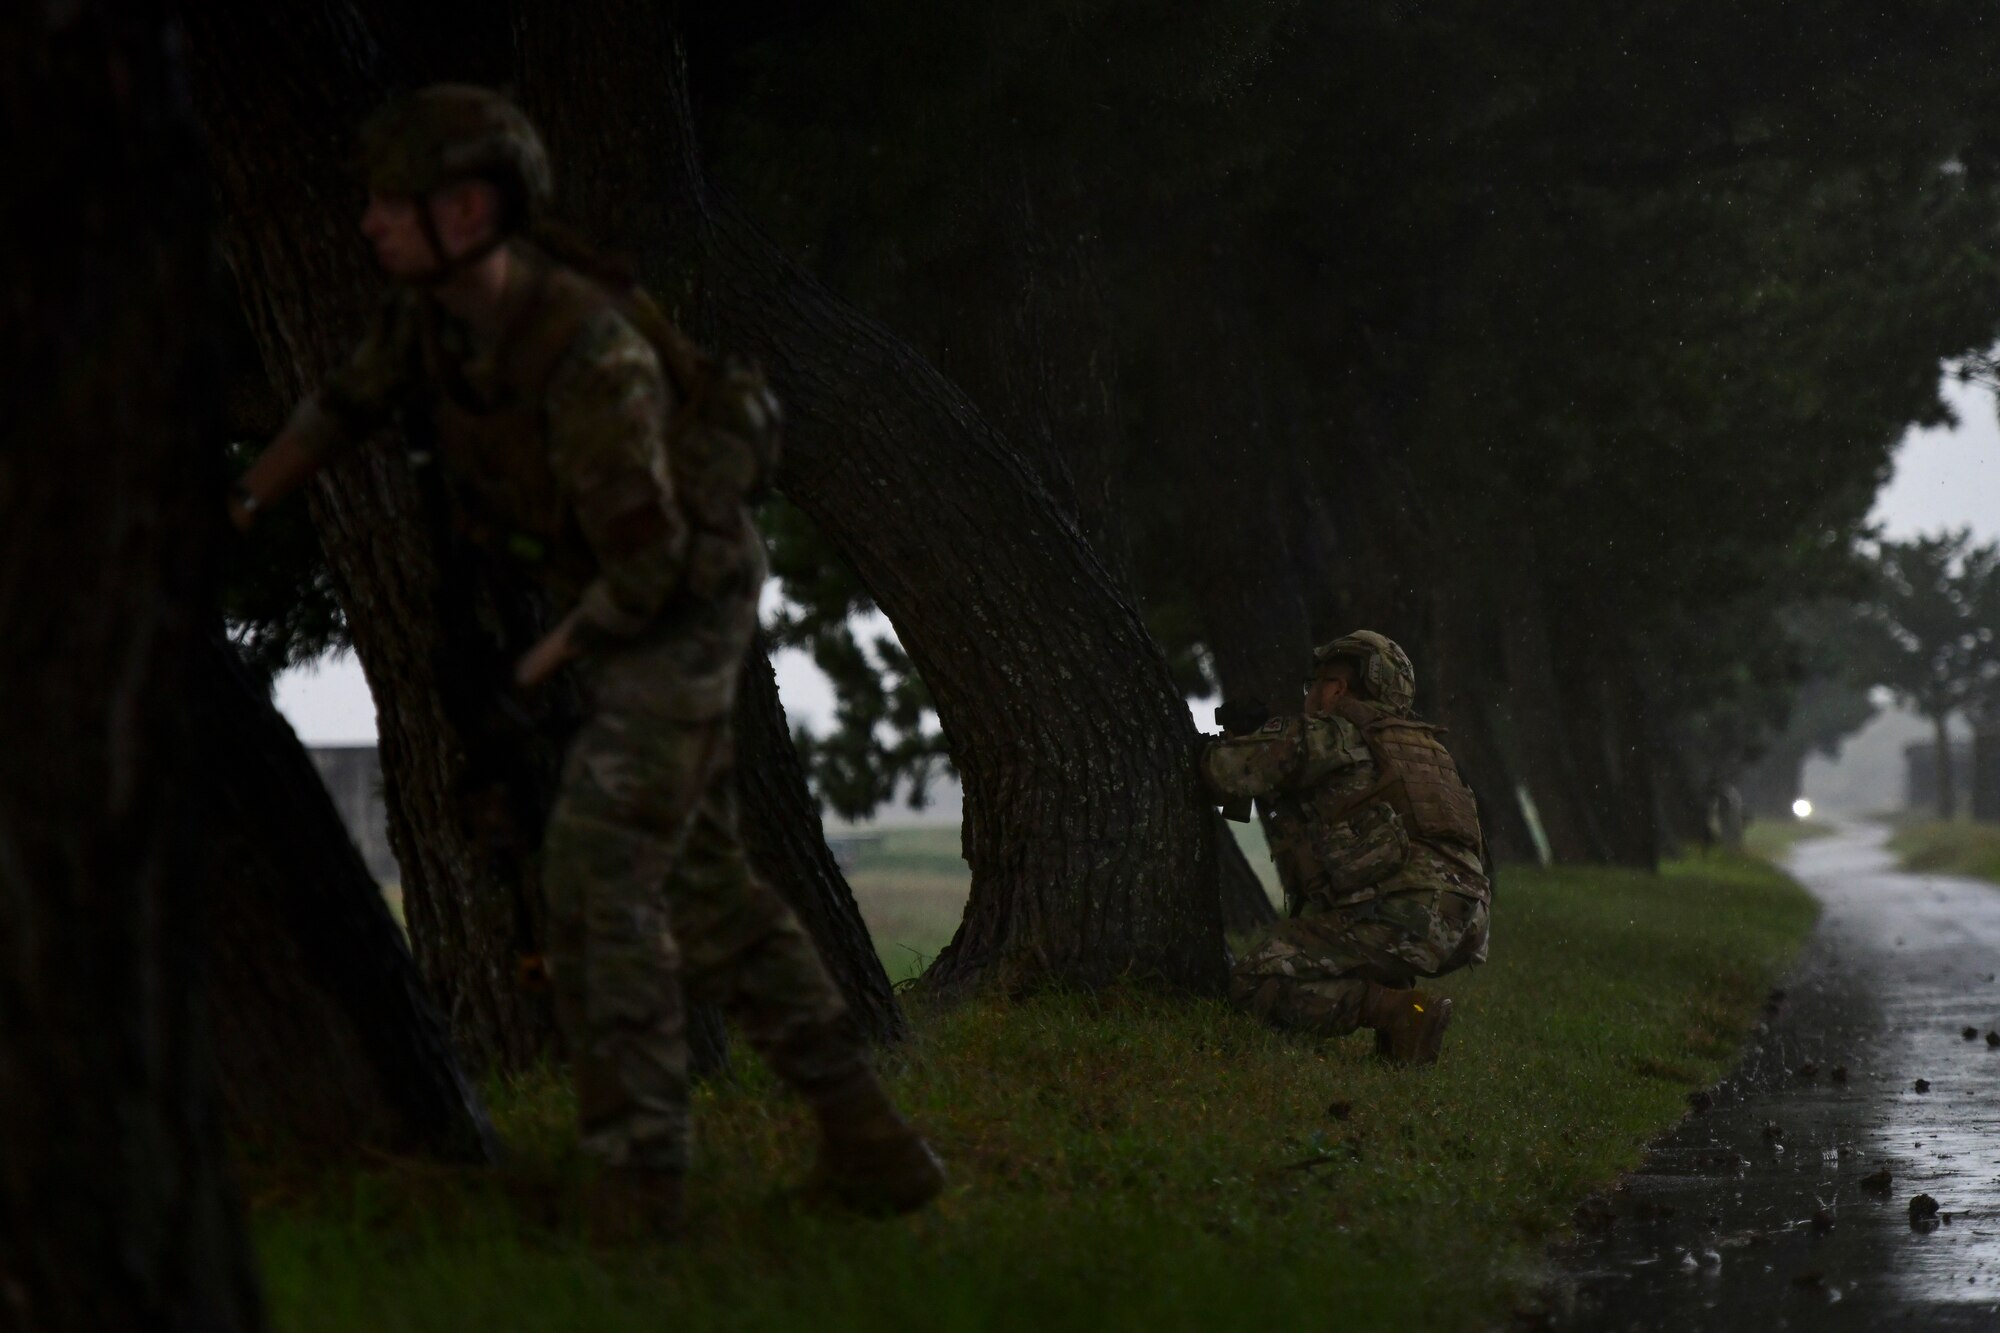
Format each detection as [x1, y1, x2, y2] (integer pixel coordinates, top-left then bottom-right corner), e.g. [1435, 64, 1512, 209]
[542, 665, 862, 1174]
[1231, 880, 1490, 1038]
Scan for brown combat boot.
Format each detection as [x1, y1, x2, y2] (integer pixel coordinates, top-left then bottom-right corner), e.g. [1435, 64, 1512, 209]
[807, 1069, 947, 1215]
[583, 1164, 686, 1244]
[1360, 983, 1453, 1066]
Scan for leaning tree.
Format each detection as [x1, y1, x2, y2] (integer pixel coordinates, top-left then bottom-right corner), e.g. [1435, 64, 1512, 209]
[186, 0, 914, 1075]
[512, 1, 1230, 994]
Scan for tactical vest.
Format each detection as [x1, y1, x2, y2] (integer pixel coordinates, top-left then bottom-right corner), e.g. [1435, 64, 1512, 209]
[1271, 699, 1486, 905]
[415, 261, 777, 612]
[418, 265, 607, 606]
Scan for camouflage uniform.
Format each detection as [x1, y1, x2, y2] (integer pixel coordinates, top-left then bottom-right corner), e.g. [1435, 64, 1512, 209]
[1204, 633, 1491, 1038]
[287, 219, 861, 1176]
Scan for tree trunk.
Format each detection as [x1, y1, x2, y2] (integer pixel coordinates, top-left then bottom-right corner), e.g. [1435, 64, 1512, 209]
[1427, 660, 1541, 867]
[735, 641, 907, 1043]
[1740, 739, 1808, 820]
[0, 6, 264, 1325]
[1905, 738, 1938, 812]
[196, 637, 497, 1162]
[1556, 639, 1662, 869]
[1449, 542, 1609, 864]
[1934, 711, 1958, 821]
[1971, 726, 2000, 825]
[187, 0, 571, 1075]
[516, 9, 1227, 996]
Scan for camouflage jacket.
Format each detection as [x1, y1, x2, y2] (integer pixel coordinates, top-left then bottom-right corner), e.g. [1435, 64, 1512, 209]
[285, 243, 687, 648]
[1203, 711, 1490, 913]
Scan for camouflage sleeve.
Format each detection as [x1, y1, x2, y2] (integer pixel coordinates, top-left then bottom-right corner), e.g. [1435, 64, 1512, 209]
[546, 307, 689, 640]
[282, 290, 421, 459]
[1201, 714, 1370, 800]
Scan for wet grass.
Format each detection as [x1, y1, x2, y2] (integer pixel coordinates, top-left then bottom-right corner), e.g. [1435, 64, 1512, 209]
[251, 852, 1815, 1333]
[1888, 819, 2000, 883]
[1742, 816, 1835, 863]
[839, 825, 970, 983]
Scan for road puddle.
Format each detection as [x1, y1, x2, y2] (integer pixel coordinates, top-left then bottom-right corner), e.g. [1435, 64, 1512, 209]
[1543, 826, 2000, 1330]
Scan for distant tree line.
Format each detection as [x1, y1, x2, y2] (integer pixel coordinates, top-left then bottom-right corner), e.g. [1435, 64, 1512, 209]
[1853, 530, 2000, 822]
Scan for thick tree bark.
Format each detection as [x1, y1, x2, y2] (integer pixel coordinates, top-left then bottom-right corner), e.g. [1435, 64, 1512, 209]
[0, 6, 264, 1326]
[925, 192, 1277, 933]
[516, 9, 1227, 996]
[187, 2, 562, 1075]
[735, 641, 907, 1042]
[196, 637, 497, 1161]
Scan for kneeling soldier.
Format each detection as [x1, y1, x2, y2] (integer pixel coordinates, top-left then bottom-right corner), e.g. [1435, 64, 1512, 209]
[1201, 632, 1490, 1064]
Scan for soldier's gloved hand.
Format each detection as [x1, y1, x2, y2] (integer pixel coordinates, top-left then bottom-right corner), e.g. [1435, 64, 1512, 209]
[516, 610, 584, 688]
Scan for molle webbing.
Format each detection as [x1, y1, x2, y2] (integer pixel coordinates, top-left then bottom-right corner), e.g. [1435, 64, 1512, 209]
[1322, 699, 1484, 857]
[420, 267, 608, 583]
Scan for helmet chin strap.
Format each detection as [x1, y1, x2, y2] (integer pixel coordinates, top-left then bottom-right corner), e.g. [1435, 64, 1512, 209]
[411, 191, 507, 286]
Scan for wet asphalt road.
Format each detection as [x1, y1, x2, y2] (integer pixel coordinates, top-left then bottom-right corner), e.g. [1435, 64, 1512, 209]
[1546, 823, 2000, 1331]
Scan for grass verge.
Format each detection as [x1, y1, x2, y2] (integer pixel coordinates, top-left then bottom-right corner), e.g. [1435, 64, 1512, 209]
[253, 853, 1814, 1333]
[1888, 819, 2000, 883]
[1741, 816, 1834, 863]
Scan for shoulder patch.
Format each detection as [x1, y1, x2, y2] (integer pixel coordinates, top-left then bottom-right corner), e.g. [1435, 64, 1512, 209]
[1261, 717, 1288, 732]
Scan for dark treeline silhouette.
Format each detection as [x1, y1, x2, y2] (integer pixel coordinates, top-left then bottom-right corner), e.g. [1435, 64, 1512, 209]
[703, 4, 2000, 868]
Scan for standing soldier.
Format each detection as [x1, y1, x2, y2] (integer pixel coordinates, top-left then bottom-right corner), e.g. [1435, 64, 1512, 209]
[1201, 633, 1491, 1064]
[228, 85, 943, 1228]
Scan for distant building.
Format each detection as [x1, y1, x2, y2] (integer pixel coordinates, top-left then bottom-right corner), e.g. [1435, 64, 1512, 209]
[307, 744, 398, 883]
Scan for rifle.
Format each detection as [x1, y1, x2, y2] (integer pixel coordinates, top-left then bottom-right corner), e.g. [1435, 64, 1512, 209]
[1209, 697, 1273, 823]
[1214, 698, 1272, 738]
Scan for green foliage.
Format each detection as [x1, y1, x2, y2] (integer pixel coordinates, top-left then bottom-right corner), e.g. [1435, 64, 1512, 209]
[251, 854, 1815, 1333]
[1668, 598, 1883, 797]
[761, 499, 952, 818]
[1889, 819, 2000, 883]
[1857, 531, 2000, 725]
[219, 441, 348, 682]
[702, 2, 2000, 815]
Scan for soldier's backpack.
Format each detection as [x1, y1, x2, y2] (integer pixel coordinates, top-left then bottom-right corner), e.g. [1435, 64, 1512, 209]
[618, 286, 782, 516]
[1322, 697, 1486, 871]
[528, 222, 783, 566]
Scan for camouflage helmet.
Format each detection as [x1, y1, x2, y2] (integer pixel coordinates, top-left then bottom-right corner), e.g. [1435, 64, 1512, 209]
[1311, 631, 1416, 715]
[358, 85, 552, 229]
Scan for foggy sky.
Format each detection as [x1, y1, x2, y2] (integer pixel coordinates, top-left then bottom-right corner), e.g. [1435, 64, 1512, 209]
[1870, 376, 2000, 542]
